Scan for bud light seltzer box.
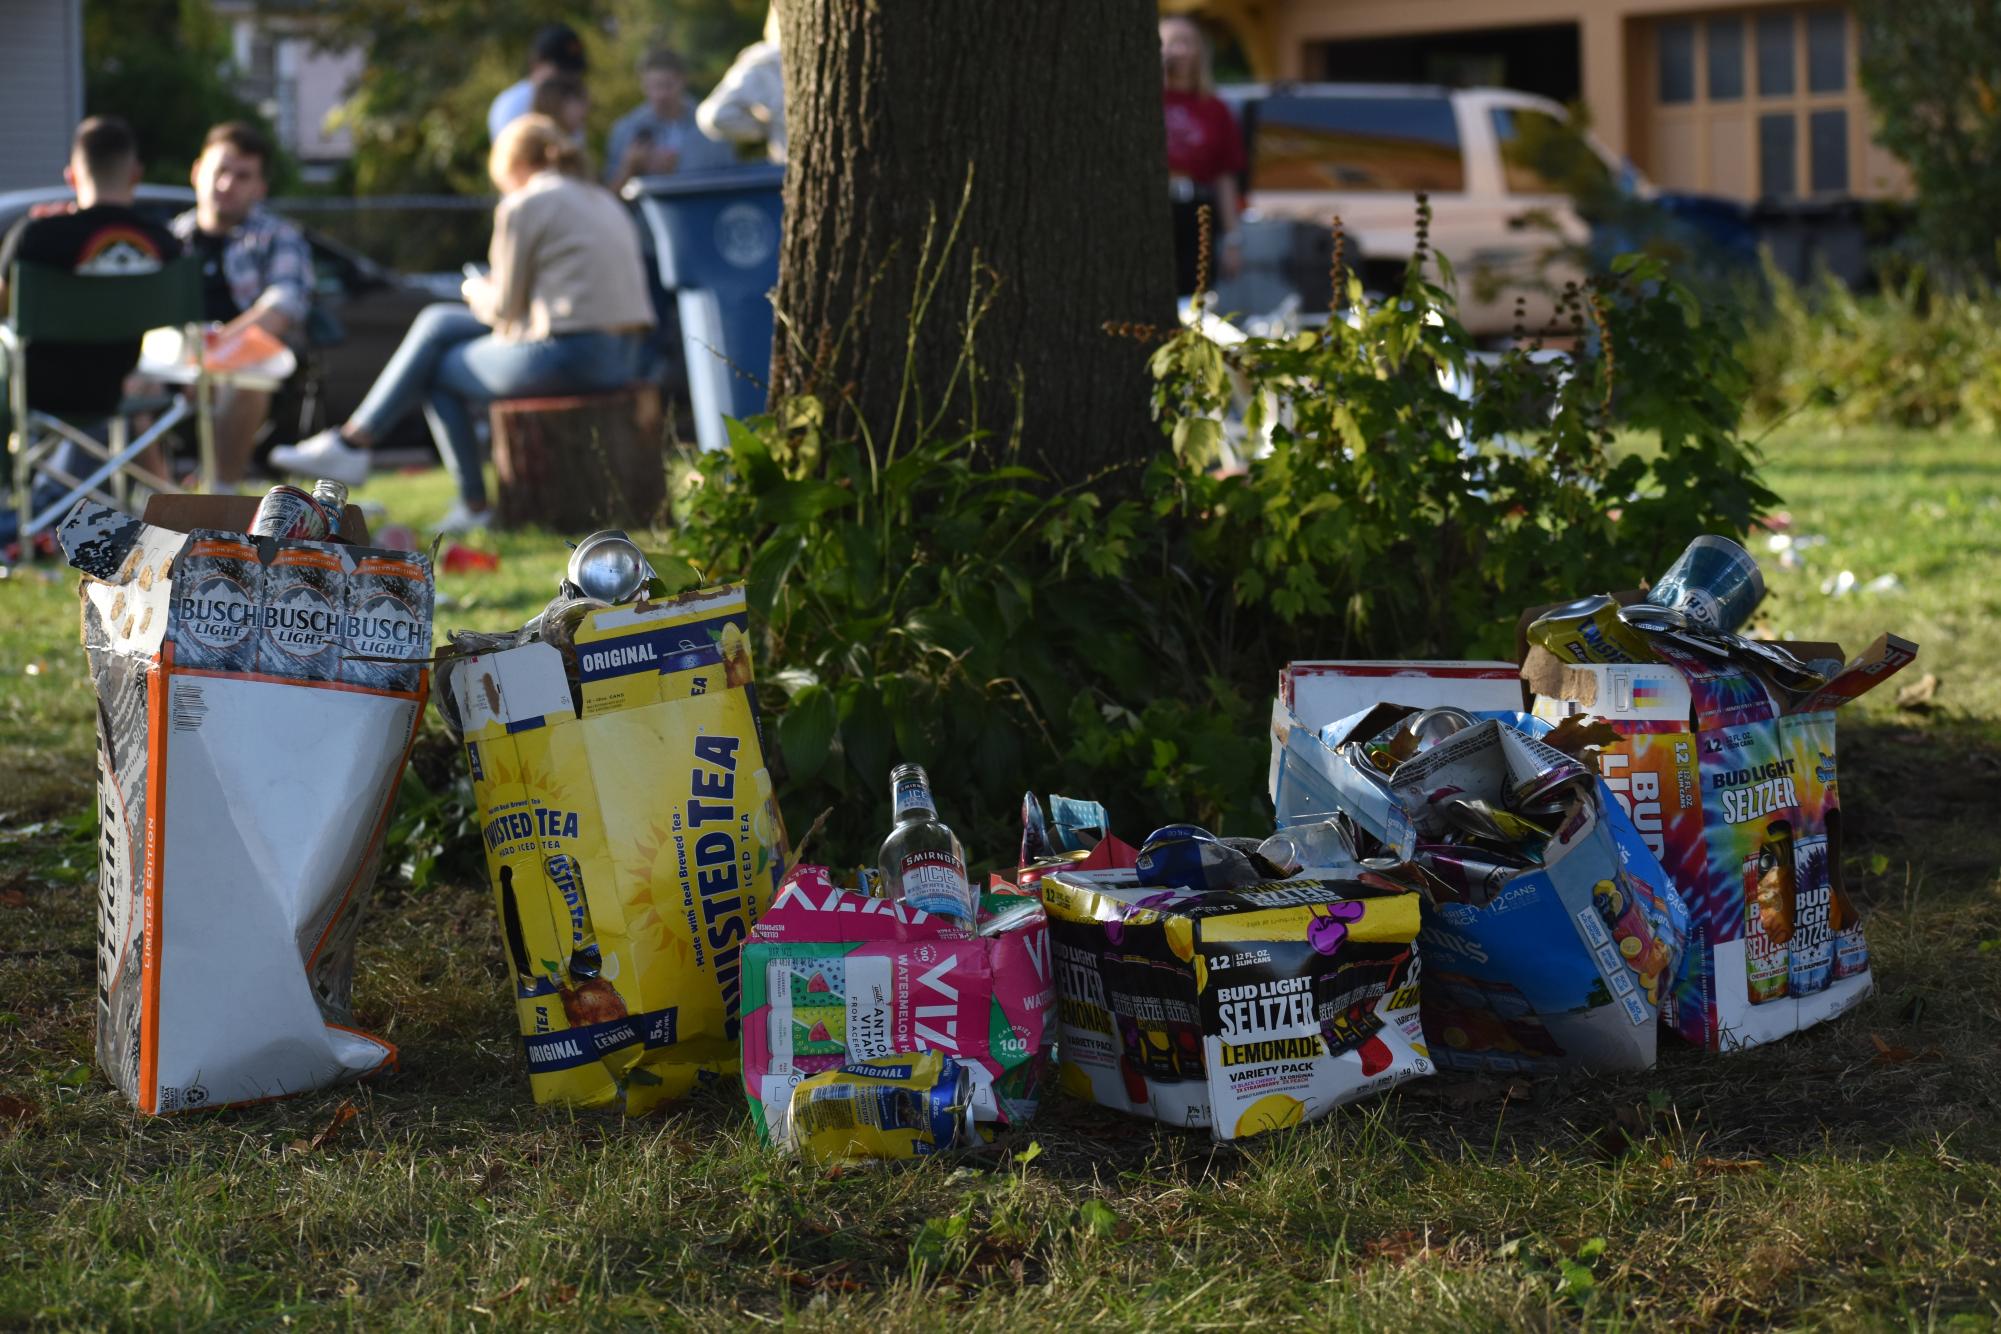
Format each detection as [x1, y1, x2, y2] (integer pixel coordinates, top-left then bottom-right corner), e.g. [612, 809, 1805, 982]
[340, 552, 434, 692]
[169, 533, 264, 672]
[1043, 871, 1430, 1140]
[258, 544, 345, 681]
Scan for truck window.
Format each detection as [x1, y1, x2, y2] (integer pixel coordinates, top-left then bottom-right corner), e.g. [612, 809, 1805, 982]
[1490, 106, 1616, 202]
[1250, 95, 1465, 193]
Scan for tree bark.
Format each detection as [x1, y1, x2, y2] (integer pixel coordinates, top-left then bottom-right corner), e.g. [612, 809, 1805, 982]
[771, 0, 1177, 488]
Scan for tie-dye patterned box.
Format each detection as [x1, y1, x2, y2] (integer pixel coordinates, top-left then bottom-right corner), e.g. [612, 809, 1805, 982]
[740, 868, 1056, 1143]
[1525, 630, 1918, 1052]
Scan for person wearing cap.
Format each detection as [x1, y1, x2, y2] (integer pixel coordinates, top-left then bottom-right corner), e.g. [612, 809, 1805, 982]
[488, 24, 588, 142]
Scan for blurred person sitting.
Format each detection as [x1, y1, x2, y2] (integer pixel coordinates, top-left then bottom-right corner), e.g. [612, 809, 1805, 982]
[488, 23, 589, 142]
[1159, 16, 1243, 294]
[531, 73, 592, 148]
[269, 116, 655, 534]
[697, 8, 785, 164]
[0, 116, 181, 489]
[170, 121, 314, 487]
[606, 48, 736, 192]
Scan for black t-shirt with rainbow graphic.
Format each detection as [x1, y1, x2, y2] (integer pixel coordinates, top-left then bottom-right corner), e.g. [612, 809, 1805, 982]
[0, 204, 181, 416]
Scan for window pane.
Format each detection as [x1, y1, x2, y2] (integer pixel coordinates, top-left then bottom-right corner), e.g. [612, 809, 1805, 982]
[1491, 107, 1615, 196]
[1760, 112, 1798, 197]
[1810, 108, 1849, 193]
[1757, 13, 1796, 96]
[1707, 17, 1745, 100]
[1659, 21, 1696, 104]
[1250, 95, 1466, 193]
[1808, 8, 1847, 92]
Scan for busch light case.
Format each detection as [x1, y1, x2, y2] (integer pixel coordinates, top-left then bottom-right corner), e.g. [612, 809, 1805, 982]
[170, 533, 264, 672]
[340, 553, 434, 692]
[56, 495, 434, 1116]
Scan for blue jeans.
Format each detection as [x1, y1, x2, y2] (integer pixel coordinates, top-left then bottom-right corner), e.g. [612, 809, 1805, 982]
[350, 303, 645, 504]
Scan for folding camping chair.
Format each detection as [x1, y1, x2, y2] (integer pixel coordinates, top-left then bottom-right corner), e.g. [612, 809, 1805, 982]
[4, 256, 214, 553]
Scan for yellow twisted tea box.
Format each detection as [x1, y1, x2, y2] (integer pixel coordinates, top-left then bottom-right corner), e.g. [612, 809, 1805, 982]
[454, 585, 787, 1112]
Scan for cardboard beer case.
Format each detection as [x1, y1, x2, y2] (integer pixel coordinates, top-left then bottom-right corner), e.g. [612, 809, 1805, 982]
[1042, 869, 1430, 1140]
[59, 497, 433, 1114]
[1267, 664, 1688, 1074]
[452, 584, 787, 1113]
[739, 867, 1057, 1143]
[1523, 624, 1918, 1052]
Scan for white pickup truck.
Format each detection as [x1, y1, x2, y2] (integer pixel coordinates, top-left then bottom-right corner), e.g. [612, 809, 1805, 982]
[1215, 84, 1637, 336]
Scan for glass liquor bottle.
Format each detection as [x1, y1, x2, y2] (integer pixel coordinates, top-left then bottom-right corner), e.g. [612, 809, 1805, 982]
[877, 763, 975, 925]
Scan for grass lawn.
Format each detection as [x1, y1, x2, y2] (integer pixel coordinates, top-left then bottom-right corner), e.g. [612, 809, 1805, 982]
[1, 430, 1997, 1328]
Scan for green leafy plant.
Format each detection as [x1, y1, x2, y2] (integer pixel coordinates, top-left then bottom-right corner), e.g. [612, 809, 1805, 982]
[660, 200, 1776, 870]
[1145, 201, 1778, 661]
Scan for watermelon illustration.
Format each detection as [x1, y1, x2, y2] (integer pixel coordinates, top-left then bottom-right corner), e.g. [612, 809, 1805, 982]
[808, 972, 830, 994]
[808, 1019, 831, 1043]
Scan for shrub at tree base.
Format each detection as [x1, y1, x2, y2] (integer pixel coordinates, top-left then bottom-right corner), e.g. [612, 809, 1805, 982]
[656, 242, 1776, 870]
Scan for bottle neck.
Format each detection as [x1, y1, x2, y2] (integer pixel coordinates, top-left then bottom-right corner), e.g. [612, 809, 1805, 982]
[891, 773, 935, 823]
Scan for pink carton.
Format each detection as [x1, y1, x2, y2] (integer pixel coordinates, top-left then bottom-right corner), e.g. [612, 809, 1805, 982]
[740, 867, 1056, 1142]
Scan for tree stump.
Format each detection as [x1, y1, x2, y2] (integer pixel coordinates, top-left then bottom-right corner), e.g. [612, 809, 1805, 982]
[489, 383, 665, 532]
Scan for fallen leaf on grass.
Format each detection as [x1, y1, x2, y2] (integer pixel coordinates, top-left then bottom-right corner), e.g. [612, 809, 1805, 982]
[0, 887, 26, 908]
[0, 1092, 38, 1126]
[773, 1263, 864, 1294]
[1894, 673, 1939, 713]
[547, 1284, 577, 1306]
[1363, 1229, 1427, 1264]
[310, 1100, 359, 1150]
[1870, 1033, 1943, 1064]
[490, 1276, 529, 1303]
[1871, 1033, 1915, 1062]
[1692, 1157, 1765, 1176]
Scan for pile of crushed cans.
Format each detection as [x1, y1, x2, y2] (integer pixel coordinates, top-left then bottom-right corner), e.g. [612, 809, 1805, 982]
[58, 508, 1918, 1162]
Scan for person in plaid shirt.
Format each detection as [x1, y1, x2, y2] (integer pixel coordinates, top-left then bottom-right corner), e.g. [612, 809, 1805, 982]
[171, 122, 313, 487]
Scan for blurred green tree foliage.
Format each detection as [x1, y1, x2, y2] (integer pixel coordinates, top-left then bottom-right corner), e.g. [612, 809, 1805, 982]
[1858, 0, 2001, 281]
[321, 0, 765, 195]
[84, 0, 283, 188]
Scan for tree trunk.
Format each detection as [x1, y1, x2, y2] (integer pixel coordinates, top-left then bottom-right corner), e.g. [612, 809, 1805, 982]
[772, 0, 1177, 488]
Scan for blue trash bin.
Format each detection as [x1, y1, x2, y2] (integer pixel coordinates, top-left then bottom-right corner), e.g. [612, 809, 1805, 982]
[627, 164, 784, 454]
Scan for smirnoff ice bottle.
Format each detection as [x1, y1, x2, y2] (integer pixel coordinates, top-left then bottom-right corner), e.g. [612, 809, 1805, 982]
[876, 763, 975, 926]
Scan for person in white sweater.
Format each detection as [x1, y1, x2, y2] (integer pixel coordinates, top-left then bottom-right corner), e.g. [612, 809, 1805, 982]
[697, 8, 786, 163]
[270, 116, 656, 532]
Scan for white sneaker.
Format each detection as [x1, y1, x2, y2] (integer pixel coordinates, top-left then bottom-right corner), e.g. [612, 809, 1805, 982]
[268, 429, 371, 488]
[433, 499, 493, 535]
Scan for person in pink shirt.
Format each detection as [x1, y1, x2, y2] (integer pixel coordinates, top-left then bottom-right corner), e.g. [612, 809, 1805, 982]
[1160, 16, 1244, 294]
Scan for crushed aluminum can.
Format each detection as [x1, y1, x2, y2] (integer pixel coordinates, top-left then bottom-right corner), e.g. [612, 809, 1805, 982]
[783, 1050, 974, 1163]
[537, 590, 612, 659]
[1406, 706, 1479, 752]
[566, 530, 656, 605]
[1414, 842, 1534, 906]
[1434, 795, 1551, 844]
[1527, 593, 1658, 665]
[1134, 824, 1283, 892]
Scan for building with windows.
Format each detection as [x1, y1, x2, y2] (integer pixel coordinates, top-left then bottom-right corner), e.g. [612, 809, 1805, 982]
[211, 0, 363, 183]
[1169, 0, 1906, 203]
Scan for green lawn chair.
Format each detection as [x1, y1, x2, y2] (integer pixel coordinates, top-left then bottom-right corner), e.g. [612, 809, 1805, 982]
[4, 256, 214, 554]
